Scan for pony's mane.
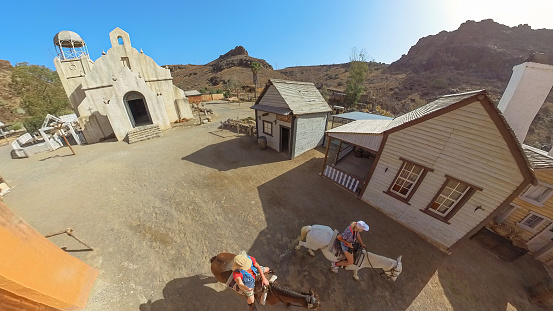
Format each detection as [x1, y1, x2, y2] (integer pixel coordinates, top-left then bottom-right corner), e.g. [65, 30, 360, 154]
[366, 251, 396, 265]
[270, 282, 310, 299]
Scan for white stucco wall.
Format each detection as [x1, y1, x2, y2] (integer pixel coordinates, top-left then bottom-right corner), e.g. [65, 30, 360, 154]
[54, 27, 190, 143]
[293, 113, 328, 158]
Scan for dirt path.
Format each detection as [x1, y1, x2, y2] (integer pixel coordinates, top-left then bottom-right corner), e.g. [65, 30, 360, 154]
[0, 101, 548, 311]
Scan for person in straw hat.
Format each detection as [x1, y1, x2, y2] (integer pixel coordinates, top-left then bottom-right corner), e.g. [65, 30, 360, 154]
[232, 251, 271, 310]
[332, 220, 369, 272]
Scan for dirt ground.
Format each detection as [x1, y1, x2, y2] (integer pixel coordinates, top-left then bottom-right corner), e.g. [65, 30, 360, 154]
[0, 101, 549, 311]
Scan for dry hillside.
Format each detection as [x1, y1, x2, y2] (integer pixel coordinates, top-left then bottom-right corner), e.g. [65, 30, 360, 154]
[0, 60, 21, 123]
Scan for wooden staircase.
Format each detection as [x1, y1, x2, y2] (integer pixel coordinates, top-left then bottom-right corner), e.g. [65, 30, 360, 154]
[127, 124, 162, 144]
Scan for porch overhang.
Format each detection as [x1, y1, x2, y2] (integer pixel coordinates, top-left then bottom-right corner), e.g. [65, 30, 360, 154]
[327, 132, 384, 152]
[250, 104, 292, 115]
[326, 119, 390, 151]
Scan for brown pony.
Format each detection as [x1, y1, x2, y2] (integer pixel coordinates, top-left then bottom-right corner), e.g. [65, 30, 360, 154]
[210, 253, 320, 309]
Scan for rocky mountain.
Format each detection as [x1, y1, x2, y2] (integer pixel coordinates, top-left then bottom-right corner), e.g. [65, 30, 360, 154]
[379, 19, 553, 148]
[388, 19, 553, 80]
[2, 20, 553, 147]
[167, 46, 284, 92]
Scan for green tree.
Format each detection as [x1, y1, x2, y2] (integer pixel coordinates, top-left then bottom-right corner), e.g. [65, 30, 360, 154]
[345, 48, 369, 107]
[10, 63, 71, 131]
[224, 77, 239, 98]
[250, 61, 262, 100]
[11, 63, 71, 117]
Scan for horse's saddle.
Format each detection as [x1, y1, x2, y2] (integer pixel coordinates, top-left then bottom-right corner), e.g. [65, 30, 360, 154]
[226, 273, 276, 296]
[328, 229, 365, 267]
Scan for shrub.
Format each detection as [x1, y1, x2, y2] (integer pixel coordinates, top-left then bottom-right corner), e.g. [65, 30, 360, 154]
[23, 115, 44, 133]
[431, 78, 448, 89]
[9, 122, 23, 131]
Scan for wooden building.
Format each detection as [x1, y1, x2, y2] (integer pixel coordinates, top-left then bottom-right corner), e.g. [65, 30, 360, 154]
[494, 144, 553, 266]
[184, 90, 202, 104]
[322, 90, 536, 251]
[251, 79, 331, 159]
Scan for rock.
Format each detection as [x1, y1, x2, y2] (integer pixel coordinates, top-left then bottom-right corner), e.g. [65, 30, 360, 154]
[218, 46, 249, 59]
[209, 76, 222, 86]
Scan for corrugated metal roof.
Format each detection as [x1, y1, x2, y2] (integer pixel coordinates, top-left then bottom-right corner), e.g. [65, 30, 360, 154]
[252, 79, 331, 115]
[385, 90, 486, 131]
[333, 112, 393, 121]
[251, 105, 292, 115]
[326, 120, 392, 134]
[184, 90, 201, 96]
[328, 90, 487, 135]
[522, 144, 553, 169]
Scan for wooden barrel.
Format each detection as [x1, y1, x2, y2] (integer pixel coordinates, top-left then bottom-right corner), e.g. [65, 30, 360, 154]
[258, 136, 267, 149]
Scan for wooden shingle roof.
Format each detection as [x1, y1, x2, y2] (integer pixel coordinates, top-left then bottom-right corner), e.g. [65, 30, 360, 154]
[252, 79, 331, 115]
[522, 144, 553, 169]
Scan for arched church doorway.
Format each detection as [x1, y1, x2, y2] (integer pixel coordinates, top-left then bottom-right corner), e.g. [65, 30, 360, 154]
[124, 91, 152, 127]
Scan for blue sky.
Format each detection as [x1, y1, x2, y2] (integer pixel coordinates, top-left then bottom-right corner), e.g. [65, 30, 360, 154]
[2, 0, 552, 70]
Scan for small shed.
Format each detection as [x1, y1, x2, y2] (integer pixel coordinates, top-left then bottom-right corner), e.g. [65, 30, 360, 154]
[251, 79, 331, 159]
[185, 90, 202, 104]
[322, 90, 536, 251]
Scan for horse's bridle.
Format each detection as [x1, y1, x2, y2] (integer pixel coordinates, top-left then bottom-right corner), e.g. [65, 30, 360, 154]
[365, 253, 400, 281]
[379, 262, 400, 281]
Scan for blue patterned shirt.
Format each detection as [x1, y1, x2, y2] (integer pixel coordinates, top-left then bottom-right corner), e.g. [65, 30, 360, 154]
[340, 225, 358, 243]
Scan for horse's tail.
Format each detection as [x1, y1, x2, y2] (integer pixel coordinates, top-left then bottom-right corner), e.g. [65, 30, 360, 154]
[299, 225, 312, 241]
[209, 255, 217, 263]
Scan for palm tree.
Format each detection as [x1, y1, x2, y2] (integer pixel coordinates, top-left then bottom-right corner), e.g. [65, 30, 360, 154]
[250, 61, 262, 100]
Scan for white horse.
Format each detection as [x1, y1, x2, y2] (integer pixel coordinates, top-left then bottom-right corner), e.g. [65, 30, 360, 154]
[295, 225, 403, 281]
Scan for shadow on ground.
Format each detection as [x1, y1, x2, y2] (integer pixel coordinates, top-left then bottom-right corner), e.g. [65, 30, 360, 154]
[181, 136, 287, 171]
[248, 158, 546, 310]
[149, 154, 547, 310]
[237, 158, 445, 310]
[138, 275, 240, 311]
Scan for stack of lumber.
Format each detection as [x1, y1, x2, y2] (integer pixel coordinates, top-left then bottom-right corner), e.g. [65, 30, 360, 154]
[220, 118, 256, 136]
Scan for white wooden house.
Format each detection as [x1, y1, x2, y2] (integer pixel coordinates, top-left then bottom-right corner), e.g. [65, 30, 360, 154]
[251, 79, 331, 159]
[322, 90, 536, 251]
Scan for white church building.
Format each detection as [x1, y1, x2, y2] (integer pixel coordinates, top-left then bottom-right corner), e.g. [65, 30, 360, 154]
[53, 28, 192, 143]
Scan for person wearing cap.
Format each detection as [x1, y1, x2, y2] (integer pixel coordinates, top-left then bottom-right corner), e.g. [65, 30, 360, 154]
[232, 251, 270, 310]
[333, 221, 369, 270]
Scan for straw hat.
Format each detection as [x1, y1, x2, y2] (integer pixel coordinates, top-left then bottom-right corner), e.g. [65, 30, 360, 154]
[234, 252, 252, 270]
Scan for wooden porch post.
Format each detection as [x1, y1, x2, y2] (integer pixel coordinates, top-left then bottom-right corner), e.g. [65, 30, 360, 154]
[321, 135, 331, 176]
[334, 140, 343, 165]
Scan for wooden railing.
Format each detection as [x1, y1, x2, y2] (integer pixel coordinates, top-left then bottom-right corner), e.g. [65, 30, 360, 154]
[323, 165, 361, 193]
